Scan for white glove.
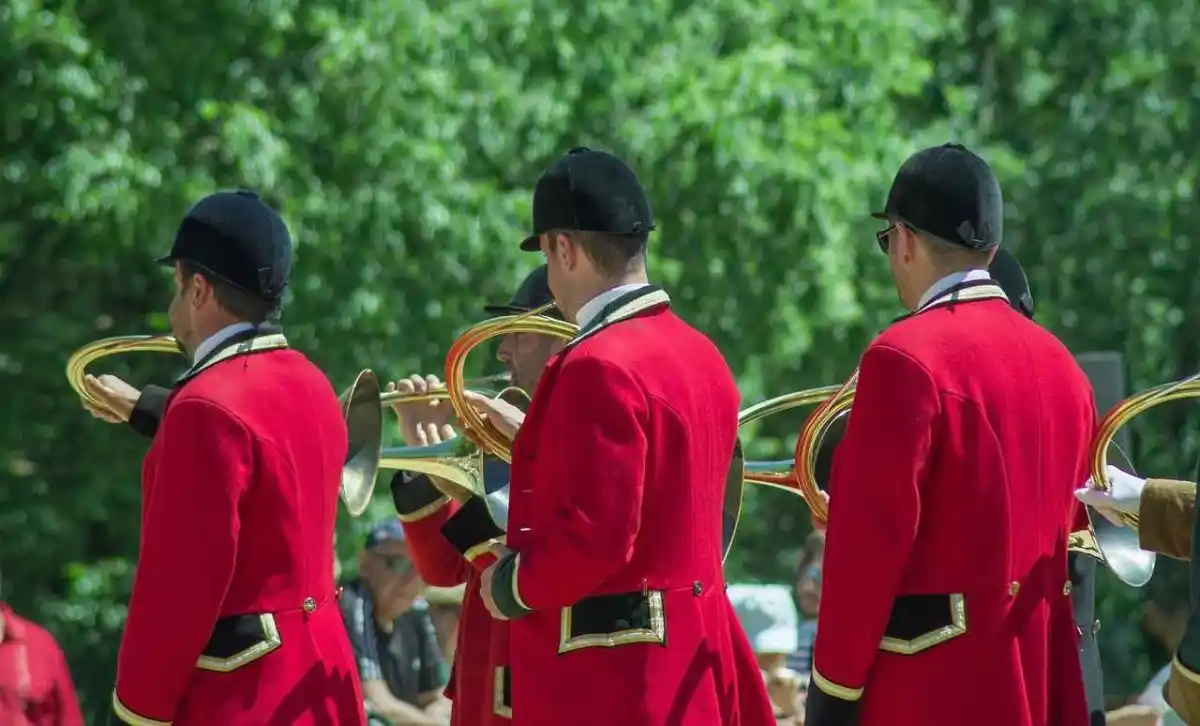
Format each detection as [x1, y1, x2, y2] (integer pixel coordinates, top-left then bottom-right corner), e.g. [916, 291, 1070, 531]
[1074, 465, 1147, 527]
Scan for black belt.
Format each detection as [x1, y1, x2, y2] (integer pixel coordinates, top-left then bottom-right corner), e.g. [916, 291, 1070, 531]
[879, 593, 967, 655]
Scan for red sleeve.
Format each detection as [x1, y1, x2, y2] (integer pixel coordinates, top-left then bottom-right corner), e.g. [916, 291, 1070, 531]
[504, 356, 648, 612]
[402, 506, 470, 588]
[113, 398, 250, 724]
[51, 637, 84, 726]
[810, 344, 937, 710]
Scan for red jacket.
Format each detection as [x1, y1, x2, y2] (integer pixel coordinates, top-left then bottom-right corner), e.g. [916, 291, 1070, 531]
[393, 475, 512, 725]
[806, 283, 1094, 726]
[489, 287, 775, 726]
[111, 333, 365, 726]
[0, 604, 83, 726]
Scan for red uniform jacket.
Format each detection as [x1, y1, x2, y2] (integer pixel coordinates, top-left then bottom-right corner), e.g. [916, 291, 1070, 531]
[488, 287, 775, 726]
[0, 603, 83, 726]
[111, 331, 365, 726]
[806, 283, 1094, 726]
[392, 472, 512, 725]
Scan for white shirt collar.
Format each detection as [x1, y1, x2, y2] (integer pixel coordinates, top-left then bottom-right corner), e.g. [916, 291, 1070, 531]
[916, 268, 992, 310]
[192, 322, 257, 364]
[575, 283, 651, 331]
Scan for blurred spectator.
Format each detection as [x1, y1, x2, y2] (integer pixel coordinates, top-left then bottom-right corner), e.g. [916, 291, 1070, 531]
[339, 519, 449, 725]
[0, 570, 83, 726]
[787, 531, 825, 675]
[729, 583, 805, 724]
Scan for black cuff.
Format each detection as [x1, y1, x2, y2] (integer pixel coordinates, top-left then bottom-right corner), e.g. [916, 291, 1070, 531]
[441, 496, 506, 557]
[390, 472, 447, 517]
[804, 679, 861, 726]
[128, 385, 170, 439]
[490, 552, 533, 620]
[1178, 614, 1200, 673]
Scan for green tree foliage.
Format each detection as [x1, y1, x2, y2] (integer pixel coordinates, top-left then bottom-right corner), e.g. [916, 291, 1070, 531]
[0, 0, 1194, 716]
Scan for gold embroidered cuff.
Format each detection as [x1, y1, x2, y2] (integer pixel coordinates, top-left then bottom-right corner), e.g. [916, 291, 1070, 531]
[396, 494, 451, 523]
[810, 668, 864, 701]
[112, 692, 172, 726]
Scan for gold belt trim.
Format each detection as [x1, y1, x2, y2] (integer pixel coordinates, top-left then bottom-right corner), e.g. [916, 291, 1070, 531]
[557, 590, 666, 655]
[492, 666, 512, 719]
[878, 593, 968, 655]
[196, 613, 283, 673]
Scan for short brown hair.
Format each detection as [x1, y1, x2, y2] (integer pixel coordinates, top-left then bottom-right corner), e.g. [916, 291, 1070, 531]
[549, 229, 647, 277]
[180, 260, 280, 324]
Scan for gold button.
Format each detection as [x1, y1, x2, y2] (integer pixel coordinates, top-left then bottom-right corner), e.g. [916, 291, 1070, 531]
[303, 597, 317, 612]
[1062, 581, 1073, 596]
[1008, 581, 1020, 596]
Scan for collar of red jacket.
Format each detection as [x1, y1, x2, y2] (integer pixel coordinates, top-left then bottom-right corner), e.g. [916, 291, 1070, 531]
[0, 603, 25, 642]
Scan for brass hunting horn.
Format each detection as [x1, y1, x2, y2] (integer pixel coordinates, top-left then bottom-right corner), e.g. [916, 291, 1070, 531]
[443, 302, 579, 462]
[341, 303, 578, 513]
[737, 385, 843, 499]
[65, 334, 515, 517]
[1081, 374, 1200, 587]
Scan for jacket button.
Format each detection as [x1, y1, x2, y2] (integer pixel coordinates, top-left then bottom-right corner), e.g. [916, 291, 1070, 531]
[1008, 581, 1020, 596]
[693, 582, 703, 596]
[303, 597, 317, 612]
[1062, 581, 1073, 596]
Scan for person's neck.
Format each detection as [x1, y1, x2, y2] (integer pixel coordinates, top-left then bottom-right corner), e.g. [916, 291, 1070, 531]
[565, 271, 650, 323]
[911, 265, 989, 310]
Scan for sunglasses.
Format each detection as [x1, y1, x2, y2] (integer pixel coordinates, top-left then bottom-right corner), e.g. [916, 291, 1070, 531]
[875, 224, 897, 253]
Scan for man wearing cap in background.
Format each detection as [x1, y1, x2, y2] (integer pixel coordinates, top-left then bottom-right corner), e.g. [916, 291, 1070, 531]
[466, 147, 775, 726]
[79, 191, 365, 726]
[805, 145, 1095, 726]
[989, 248, 1107, 726]
[339, 520, 449, 726]
[728, 583, 806, 724]
[385, 264, 565, 726]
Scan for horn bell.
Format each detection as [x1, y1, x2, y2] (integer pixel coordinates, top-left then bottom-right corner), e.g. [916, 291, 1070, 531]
[341, 369, 384, 517]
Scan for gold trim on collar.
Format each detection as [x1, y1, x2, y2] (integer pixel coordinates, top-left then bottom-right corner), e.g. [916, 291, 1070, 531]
[493, 666, 513, 718]
[112, 693, 172, 726]
[180, 333, 289, 383]
[918, 283, 1008, 313]
[810, 667, 864, 701]
[195, 613, 282, 673]
[557, 590, 666, 654]
[568, 289, 670, 349]
[878, 593, 968, 655]
[396, 495, 452, 523]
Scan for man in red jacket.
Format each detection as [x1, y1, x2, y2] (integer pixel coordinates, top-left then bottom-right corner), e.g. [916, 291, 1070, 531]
[805, 145, 1094, 726]
[386, 265, 564, 726]
[82, 191, 364, 726]
[470, 148, 775, 726]
[0, 592, 83, 726]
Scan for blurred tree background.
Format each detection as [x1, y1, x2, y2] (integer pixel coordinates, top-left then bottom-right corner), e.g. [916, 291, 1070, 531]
[1, 0, 1197, 718]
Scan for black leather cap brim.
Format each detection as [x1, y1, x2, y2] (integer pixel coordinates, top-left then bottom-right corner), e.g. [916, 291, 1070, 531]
[519, 234, 540, 251]
[869, 211, 889, 220]
[153, 254, 176, 267]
